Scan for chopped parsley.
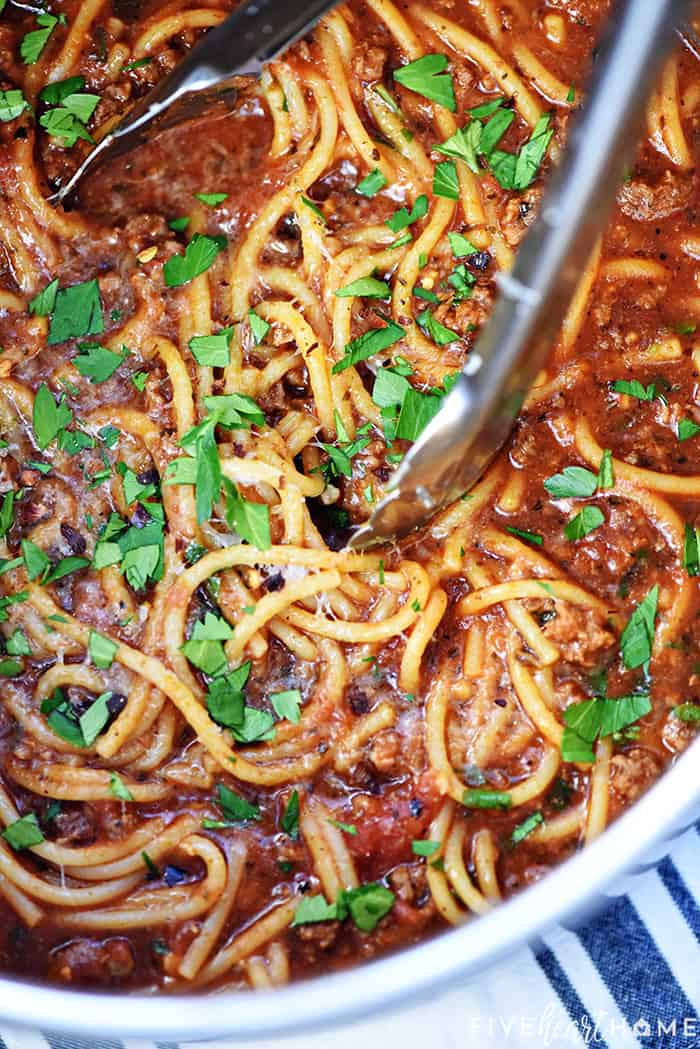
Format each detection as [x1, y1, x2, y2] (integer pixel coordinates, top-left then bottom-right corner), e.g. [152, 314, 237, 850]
[564, 505, 604, 540]
[300, 196, 326, 223]
[386, 194, 428, 234]
[462, 789, 512, 809]
[678, 418, 700, 442]
[32, 383, 74, 447]
[163, 234, 226, 287]
[332, 320, 405, 374]
[327, 818, 357, 836]
[247, 308, 270, 345]
[46, 279, 104, 346]
[612, 379, 659, 402]
[435, 100, 553, 191]
[674, 703, 700, 723]
[0, 89, 29, 123]
[21, 13, 62, 65]
[223, 478, 271, 550]
[215, 783, 260, 823]
[620, 585, 658, 671]
[88, 630, 117, 669]
[292, 883, 395, 932]
[281, 789, 299, 838]
[393, 54, 456, 112]
[411, 839, 441, 857]
[505, 526, 543, 546]
[72, 343, 126, 383]
[195, 192, 228, 206]
[189, 328, 233, 367]
[109, 771, 133, 801]
[416, 308, 460, 347]
[2, 813, 44, 850]
[511, 811, 543, 843]
[433, 160, 459, 200]
[335, 277, 391, 299]
[356, 168, 387, 197]
[561, 689, 651, 764]
[270, 689, 302, 723]
[448, 231, 478, 258]
[683, 523, 700, 577]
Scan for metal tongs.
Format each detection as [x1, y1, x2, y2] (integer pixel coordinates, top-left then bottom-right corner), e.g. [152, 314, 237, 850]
[350, 0, 695, 548]
[50, 0, 339, 206]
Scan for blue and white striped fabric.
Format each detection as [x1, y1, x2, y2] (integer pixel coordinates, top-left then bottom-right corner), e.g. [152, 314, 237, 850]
[3, 823, 700, 1049]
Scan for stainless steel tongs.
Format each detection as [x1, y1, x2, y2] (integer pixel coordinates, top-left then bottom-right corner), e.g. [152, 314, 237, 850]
[350, 0, 696, 548]
[49, 0, 339, 206]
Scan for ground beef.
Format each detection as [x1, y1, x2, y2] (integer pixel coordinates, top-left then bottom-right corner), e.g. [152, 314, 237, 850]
[609, 747, 662, 807]
[48, 937, 135, 985]
[617, 171, 693, 221]
[52, 806, 97, 847]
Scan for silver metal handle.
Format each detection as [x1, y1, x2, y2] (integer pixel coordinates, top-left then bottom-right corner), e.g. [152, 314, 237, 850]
[352, 0, 694, 546]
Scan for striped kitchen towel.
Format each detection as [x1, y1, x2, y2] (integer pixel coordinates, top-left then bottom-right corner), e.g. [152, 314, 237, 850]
[2, 822, 700, 1049]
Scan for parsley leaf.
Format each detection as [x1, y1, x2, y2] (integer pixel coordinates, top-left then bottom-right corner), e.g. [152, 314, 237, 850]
[163, 234, 225, 287]
[281, 789, 299, 838]
[291, 894, 337, 926]
[448, 231, 477, 258]
[223, 479, 270, 549]
[248, 308, 270, 345]
[505, 526, 543, 546]
[678, 418, 700, 442]
[195, 192, 228, 206]
[433, 160, 459, 200]
[683, 523, 700, 577]
[332, 320, 405, 374]
[0, 89, 29, 123]
[72, 343, 125, 383]
[89, 630, 117, 669]
[28, 279, 59, 316]
[511, 811, 544, 843]
[356, 169, 387, 197]
[564, 505, 604, 540]
[512, 113, 554, 189]
[109, 771, 133, 801]
[612, 379, 658, 402]
[181, 612, 233, 677]
[386, 194, 428, 233]
[47, 279, 104, 345]
[335, 277, 391, 299]
[416, 308, 459, 346]
[561, 691, 651, 763]
[411, 839, 441, 856]
[189, 328, 232, 367]
[435, 122, 483, 172]
[620, 585, 658, 671]
[216, 783, 260, 823]
[462, 789, 512, 809]
[206, 665, 249, 728]
[39, 76, 85, 105]
[597, 448, 614, 490]
[393, 54, 456, 112]
[271, 689, 302, 723]
[335, 883, 395, 932]
[21, 13, 60, 64]
[79, 691, 112, 747]
[6, 628, 30, 657]
[544, 465, 598, 499]
[32, 383, 73, 450]
[2, 813, 44, 850]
